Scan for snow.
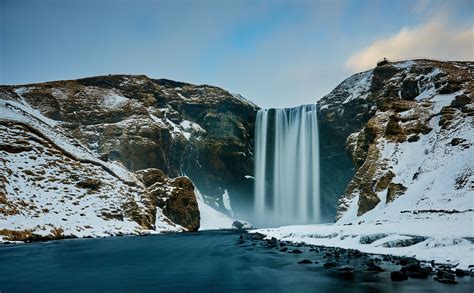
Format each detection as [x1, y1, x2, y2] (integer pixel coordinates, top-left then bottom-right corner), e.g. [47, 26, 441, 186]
[231, 93, 258, 108]
[3, 96, 132, 174]
[319, 69, 373, 106]
[393, 60, 415, 69]
[252, 219, 474, 269]
[102, 93, 130, 109]
[0, 97, 181, 240]
[148, 114, 205, 141]
[222, 190, 233, 216]
[180, 120, 205, 133]
[195, 189, 235, 230]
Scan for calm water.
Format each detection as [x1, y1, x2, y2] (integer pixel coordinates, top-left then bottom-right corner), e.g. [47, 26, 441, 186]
[0, 230, 472, 292]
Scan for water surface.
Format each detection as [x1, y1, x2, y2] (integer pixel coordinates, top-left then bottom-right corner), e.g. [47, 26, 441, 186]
[0, 230, 472, 292]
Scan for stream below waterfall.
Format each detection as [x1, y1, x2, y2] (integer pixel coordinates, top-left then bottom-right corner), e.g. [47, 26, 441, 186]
[0, 230, 472, 292]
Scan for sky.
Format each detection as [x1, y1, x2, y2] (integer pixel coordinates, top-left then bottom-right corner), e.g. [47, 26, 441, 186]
[1, 0, 473, 108]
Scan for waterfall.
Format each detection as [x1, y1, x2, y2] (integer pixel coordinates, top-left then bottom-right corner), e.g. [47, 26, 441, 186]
[254, 105, 320, 227]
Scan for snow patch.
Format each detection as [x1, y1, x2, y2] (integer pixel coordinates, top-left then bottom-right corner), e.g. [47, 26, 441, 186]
[195, 189, 235, 230]
[102, 93, 130, 109]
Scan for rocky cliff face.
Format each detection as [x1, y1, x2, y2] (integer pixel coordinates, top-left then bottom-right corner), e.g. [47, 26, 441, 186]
[318, 59, 473, 224]
[0, 75, 257, 240]
[0, 99, 186, 241]
[1, 75, 258, 218]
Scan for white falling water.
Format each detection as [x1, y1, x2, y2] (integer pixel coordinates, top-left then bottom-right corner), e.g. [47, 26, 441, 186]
[254, 105, 320, 227]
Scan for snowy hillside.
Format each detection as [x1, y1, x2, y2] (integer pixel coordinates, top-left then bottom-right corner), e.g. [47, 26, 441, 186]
[0, 75, 258, 219]
[0, 96, 183, 242]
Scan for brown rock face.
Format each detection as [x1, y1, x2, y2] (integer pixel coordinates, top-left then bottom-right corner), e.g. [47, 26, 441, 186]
[136, 169, 200, 231]
[163, 177, 200, 232]
[386, 183, 407, 203]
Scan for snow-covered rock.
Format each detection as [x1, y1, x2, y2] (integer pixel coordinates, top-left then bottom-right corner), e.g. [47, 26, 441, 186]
[0, 98, 183, 241]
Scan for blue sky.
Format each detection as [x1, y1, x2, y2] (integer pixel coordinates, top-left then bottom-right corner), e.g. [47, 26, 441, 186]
[1, 0, 473, 108]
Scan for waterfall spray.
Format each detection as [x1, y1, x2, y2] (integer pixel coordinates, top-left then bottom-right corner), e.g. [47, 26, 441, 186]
[254, 105, 320, 227]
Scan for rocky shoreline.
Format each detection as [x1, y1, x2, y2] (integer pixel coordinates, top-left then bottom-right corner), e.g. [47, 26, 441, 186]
[241, 232, 474, 285]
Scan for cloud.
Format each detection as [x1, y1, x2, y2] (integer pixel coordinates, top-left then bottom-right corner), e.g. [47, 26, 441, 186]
[345, 21, 474, 72]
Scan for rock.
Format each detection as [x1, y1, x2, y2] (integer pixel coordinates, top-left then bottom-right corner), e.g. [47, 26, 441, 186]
[367, 265, 384, 272]
[337, 266, 354, 272]
[297, 259, 313, 264]
[152, 176, 200, 232]
[385, 115, 406, 142]
[323, 261, 338, 269]
[450, 138, 466, 146]
[407, 134, 420, 142]
[99, 153, 108, 161]
[289, 249, 303, 254]
[401, 264, 432, 279]
[436, 269, 456, 280]
[439, 80, 463, 94]
[455, 269, 469, 277]
[366, 259, 384, 272]
[75, 178, 101, 190]
[135, 168, 166, 187]
[400, 79, 419, 100]
[251, 233, 265, 240]
[434, 277, 458, 284]
[279, 247, 288, 252]
[450, 94, 471, 108]
[399, 257, 420, 266]
[232, 220, 252, 230]
[391, 271, 408, 281]
[264, 237, 278, 248]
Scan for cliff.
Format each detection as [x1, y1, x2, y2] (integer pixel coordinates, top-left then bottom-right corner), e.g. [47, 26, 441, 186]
[318, 59, 473, 223]
[0, 75, 257, 241]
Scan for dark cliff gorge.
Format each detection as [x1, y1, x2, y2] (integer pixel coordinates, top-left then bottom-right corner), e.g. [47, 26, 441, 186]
[0, 75, 258, 217]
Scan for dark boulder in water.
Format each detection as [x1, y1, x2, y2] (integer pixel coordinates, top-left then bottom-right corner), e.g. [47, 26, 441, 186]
[401, 263, 432, 279]
[323, 261, 338, 269]
[455, 268, 469, 277]
[337, 266, 354, 272]
[366, 260, 384, 272]
[297, 259, 313, 264]
[391, 271, 408, 282]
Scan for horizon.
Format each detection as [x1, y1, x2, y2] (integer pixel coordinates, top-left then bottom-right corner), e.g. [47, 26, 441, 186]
[1, 0, 473, 108]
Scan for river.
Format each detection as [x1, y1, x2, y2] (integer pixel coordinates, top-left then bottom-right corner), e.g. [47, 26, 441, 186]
[0, 230, 472, 292]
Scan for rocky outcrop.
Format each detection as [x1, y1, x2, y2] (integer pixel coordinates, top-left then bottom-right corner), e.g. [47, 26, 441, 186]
[136, 169, 200, 232]
[318, 59, 473, 222]
[0, 75, 258, 217]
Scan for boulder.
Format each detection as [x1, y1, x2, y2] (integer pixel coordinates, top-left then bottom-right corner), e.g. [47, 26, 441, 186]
[298, 259, 313, 264]
[160, 177, 200, 232]
[391, 271, 408, 282]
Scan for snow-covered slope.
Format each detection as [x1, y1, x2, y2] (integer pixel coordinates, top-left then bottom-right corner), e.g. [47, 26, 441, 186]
[0, 75, 258, 219]
[0, 97, 183, 242]
[256, 59, 474, 269]
[195, 189, 235, 230]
